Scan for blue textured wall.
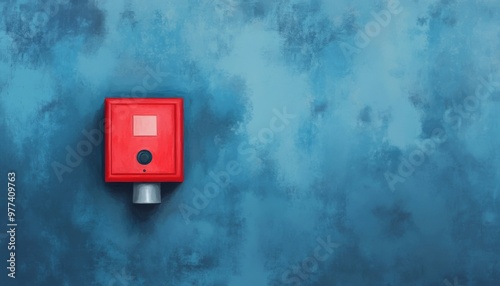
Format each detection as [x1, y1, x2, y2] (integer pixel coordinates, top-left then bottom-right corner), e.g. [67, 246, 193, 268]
[1, 0, 500, 285]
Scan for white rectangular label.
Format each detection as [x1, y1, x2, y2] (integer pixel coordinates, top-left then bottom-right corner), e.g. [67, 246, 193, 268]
[133, 115, 157, 136]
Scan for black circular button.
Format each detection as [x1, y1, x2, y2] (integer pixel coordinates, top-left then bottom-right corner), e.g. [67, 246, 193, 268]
[137, 150, 153, 165]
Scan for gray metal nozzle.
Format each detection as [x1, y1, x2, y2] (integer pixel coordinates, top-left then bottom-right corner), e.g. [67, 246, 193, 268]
[133, 183, 161, 204]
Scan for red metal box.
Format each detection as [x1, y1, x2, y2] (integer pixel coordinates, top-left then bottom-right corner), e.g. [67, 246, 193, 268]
[104, 98, 184, 182]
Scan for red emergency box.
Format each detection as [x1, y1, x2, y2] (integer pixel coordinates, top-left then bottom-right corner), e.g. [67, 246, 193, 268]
[104, 98, 184, 183]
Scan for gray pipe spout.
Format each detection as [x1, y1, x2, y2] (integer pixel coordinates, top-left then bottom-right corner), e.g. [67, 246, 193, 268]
[133, 183, 161, 204]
